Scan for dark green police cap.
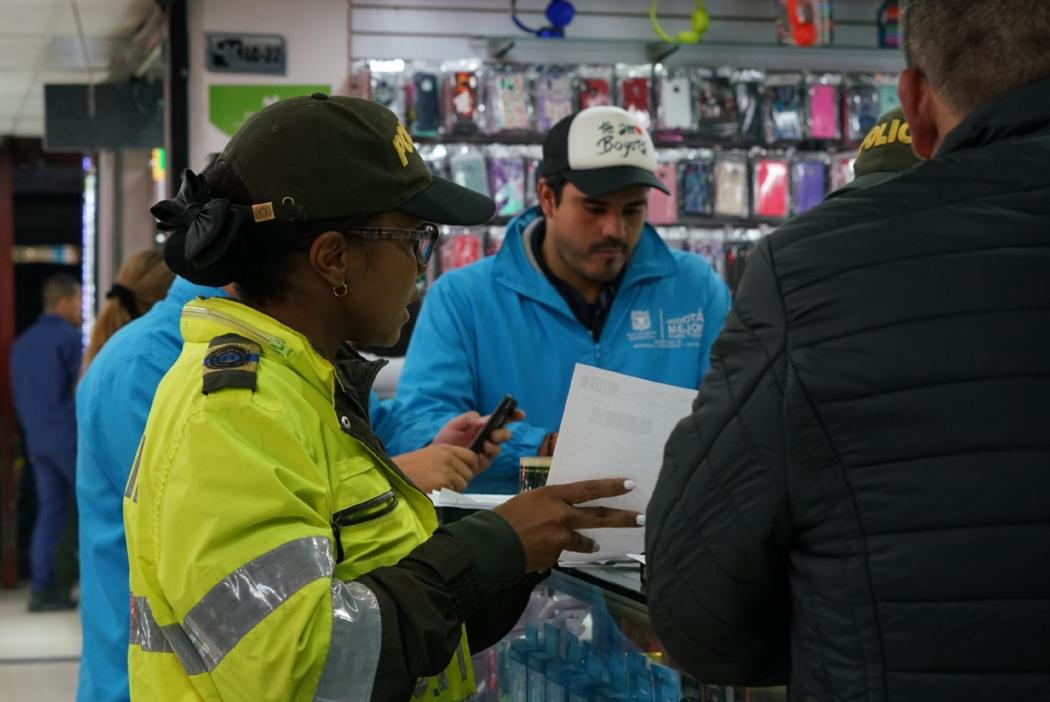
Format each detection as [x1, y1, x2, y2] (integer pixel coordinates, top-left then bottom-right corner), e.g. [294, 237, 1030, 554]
[839, 107, 923, 193]
[219, 93, 494, 225]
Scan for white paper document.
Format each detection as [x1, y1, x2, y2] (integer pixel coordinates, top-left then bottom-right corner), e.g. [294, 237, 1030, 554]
[429, 489, 512, 511]
[547, 364, 697, 563]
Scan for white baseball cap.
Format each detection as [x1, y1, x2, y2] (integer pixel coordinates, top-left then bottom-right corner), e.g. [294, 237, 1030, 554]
[540, 106, 669, 196]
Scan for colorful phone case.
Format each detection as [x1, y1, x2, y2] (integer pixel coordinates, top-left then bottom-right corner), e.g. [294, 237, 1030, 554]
[793, 160, 827, 213]
[412, 72, 441, 133]
[646, 163, 679, 225]
[660, 77, 694, 129]
[451, 71, 479, 131]
[809, 83, 840, 140]
[537, 70, 574, 131]
[714, 158, 750, 218]
[754, 158, 790, 218]
[682, 161, 713, 216]
[488, 157, 526, 217]
[491, 73, 531, 131]
[578, 78, 611, 109]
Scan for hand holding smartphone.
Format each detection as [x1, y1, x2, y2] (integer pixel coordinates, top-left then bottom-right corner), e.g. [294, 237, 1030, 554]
[469, 395, 518, 453]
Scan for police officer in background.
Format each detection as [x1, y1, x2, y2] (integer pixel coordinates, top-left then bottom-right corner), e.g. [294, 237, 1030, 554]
[124, 94, 642, 702]
[827, 107, 922, 199]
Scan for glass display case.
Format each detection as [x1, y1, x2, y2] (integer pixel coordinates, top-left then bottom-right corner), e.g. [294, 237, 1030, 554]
[471, 565, 788, 702]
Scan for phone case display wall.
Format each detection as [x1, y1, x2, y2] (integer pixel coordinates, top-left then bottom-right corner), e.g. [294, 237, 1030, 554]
[421, 141, 856, 228]
[469, 568, 787, 702]
[351, 59, 899, 150]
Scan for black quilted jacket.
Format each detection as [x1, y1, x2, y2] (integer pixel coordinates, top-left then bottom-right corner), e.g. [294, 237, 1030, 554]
[646, 78, 1050, 701]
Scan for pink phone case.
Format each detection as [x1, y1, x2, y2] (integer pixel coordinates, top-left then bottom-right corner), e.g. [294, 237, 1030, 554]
[809, 84, 840, 139]
[646, 163, 679, 225]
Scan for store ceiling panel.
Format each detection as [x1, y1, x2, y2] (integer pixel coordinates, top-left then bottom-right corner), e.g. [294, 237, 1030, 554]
[0, 0, 154, 137]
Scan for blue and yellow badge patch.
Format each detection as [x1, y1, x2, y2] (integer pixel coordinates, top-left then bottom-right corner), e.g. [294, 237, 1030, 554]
[202, 333, 261, 395]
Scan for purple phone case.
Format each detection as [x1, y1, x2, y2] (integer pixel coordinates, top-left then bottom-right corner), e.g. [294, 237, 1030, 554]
[794, 161, 827, 213]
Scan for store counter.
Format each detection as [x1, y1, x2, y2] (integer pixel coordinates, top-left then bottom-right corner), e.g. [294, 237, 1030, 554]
[471, 562, 788, 702]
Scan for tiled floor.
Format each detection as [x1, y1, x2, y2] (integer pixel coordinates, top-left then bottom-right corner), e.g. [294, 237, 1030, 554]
[0, 586, 80, 701]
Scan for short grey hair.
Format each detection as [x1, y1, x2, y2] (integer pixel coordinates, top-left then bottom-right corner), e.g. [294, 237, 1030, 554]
[42, 273, 80, 310]
[902, 0, 1050, 113]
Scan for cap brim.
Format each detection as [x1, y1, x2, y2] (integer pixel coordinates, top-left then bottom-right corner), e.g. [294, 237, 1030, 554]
[397, 175, 496, 226]
[564, 166, 669, 198]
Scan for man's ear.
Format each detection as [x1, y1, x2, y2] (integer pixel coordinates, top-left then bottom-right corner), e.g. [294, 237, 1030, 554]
[308, 231, 352, 289]
[899, 68, 938, 159]
[537, 178, 558, 219]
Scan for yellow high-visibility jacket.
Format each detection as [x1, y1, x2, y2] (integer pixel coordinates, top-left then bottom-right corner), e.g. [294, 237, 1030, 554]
[124, 297, 531, 701]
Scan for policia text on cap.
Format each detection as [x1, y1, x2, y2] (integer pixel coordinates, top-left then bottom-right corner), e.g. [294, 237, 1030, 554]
[123, 94, 643, 702]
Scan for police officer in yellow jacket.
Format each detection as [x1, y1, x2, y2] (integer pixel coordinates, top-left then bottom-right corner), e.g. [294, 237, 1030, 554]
[124, 94, 643, 701]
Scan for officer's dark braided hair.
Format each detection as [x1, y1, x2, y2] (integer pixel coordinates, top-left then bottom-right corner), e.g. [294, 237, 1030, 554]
[200, 158, 370, 305]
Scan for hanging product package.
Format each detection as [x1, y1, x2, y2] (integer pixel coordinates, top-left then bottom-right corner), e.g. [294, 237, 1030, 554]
[449, 146, 491, 197]
[576, 65, 614, 110]
[487, 147, 528, 219]
[654, 65, 696, 134]
[807, 73, 842, 141]
[408, 63, 443, 136]
[536, 66, 576, 132]
[753, 152, 791, 220]
[647, 154, 682, 225]
[681, 149, 715, 217]
[845, 74, 881, 144]
[485, 225, 506, 256]
[764, 72, 805, 144]
[439, 227, 485, 274]
[369, 60, 407, 123]
[616, 64, 653, 131]
[696, 67, 739, 141]
[829, 153, 856, 192]
[792, 155, 828, 213]
[688, 228, 728, 281]
[418, 144, 450, 178]
[733, 69, 766, 143]
[524, 146, 543, 209]
[445, 60, 483, 135]
[713, 151, 751, 219]
[658, 226, 689, 251]
[347, 59, 372, 99]
[485, 66, 533, 134]
[774, 0, 834, 46]
[876, 73, 902, 113]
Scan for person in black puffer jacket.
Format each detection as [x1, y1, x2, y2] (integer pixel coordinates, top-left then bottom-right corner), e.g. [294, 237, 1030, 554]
[645, 1, 1050, 700]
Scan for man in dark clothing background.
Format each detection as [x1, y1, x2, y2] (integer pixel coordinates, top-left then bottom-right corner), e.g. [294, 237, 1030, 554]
[11, 273, 82, 611]
[646, 1, 1050, 700]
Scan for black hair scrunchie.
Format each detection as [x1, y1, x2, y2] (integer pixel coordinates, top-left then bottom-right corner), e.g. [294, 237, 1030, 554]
[151, 169, 246, 286]
[105, 283, 140, 319]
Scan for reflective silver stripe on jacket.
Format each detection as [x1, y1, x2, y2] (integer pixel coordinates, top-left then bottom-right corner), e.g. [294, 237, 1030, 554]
[129, 596, 171, 653]
[131, 534, 383, 697]
[129, 595, 206, 674]
[180, 535, 334, 671]
[313, 580, 382, 702]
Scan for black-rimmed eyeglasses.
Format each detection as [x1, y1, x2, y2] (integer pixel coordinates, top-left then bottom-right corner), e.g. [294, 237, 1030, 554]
[342, 223, 440, 267]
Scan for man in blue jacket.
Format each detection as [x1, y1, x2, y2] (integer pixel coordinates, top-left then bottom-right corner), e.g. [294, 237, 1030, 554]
[76, 276, 516, 702]
[392, 106, 732, 494]
[11, 273, 83, 612]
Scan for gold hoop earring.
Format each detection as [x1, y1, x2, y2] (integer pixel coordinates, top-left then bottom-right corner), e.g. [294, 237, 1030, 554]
[333, 280, 348, 298]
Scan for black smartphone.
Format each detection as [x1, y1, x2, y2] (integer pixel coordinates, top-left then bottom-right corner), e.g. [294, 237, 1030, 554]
[469, 395, 518, 453]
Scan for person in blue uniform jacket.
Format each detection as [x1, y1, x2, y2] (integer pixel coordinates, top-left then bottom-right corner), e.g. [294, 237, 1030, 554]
[10, 273, 83, 611]
[75, 276, 516, 702]
[390, 106, 732, 494]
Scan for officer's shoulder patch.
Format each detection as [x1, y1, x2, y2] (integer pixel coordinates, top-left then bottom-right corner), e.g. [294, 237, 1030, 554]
[202, 333, 261, 395]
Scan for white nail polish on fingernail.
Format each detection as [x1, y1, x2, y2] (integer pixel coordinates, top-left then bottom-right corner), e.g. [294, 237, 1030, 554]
[636, 514, 646, 526]
[624, 480, 637, 490]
